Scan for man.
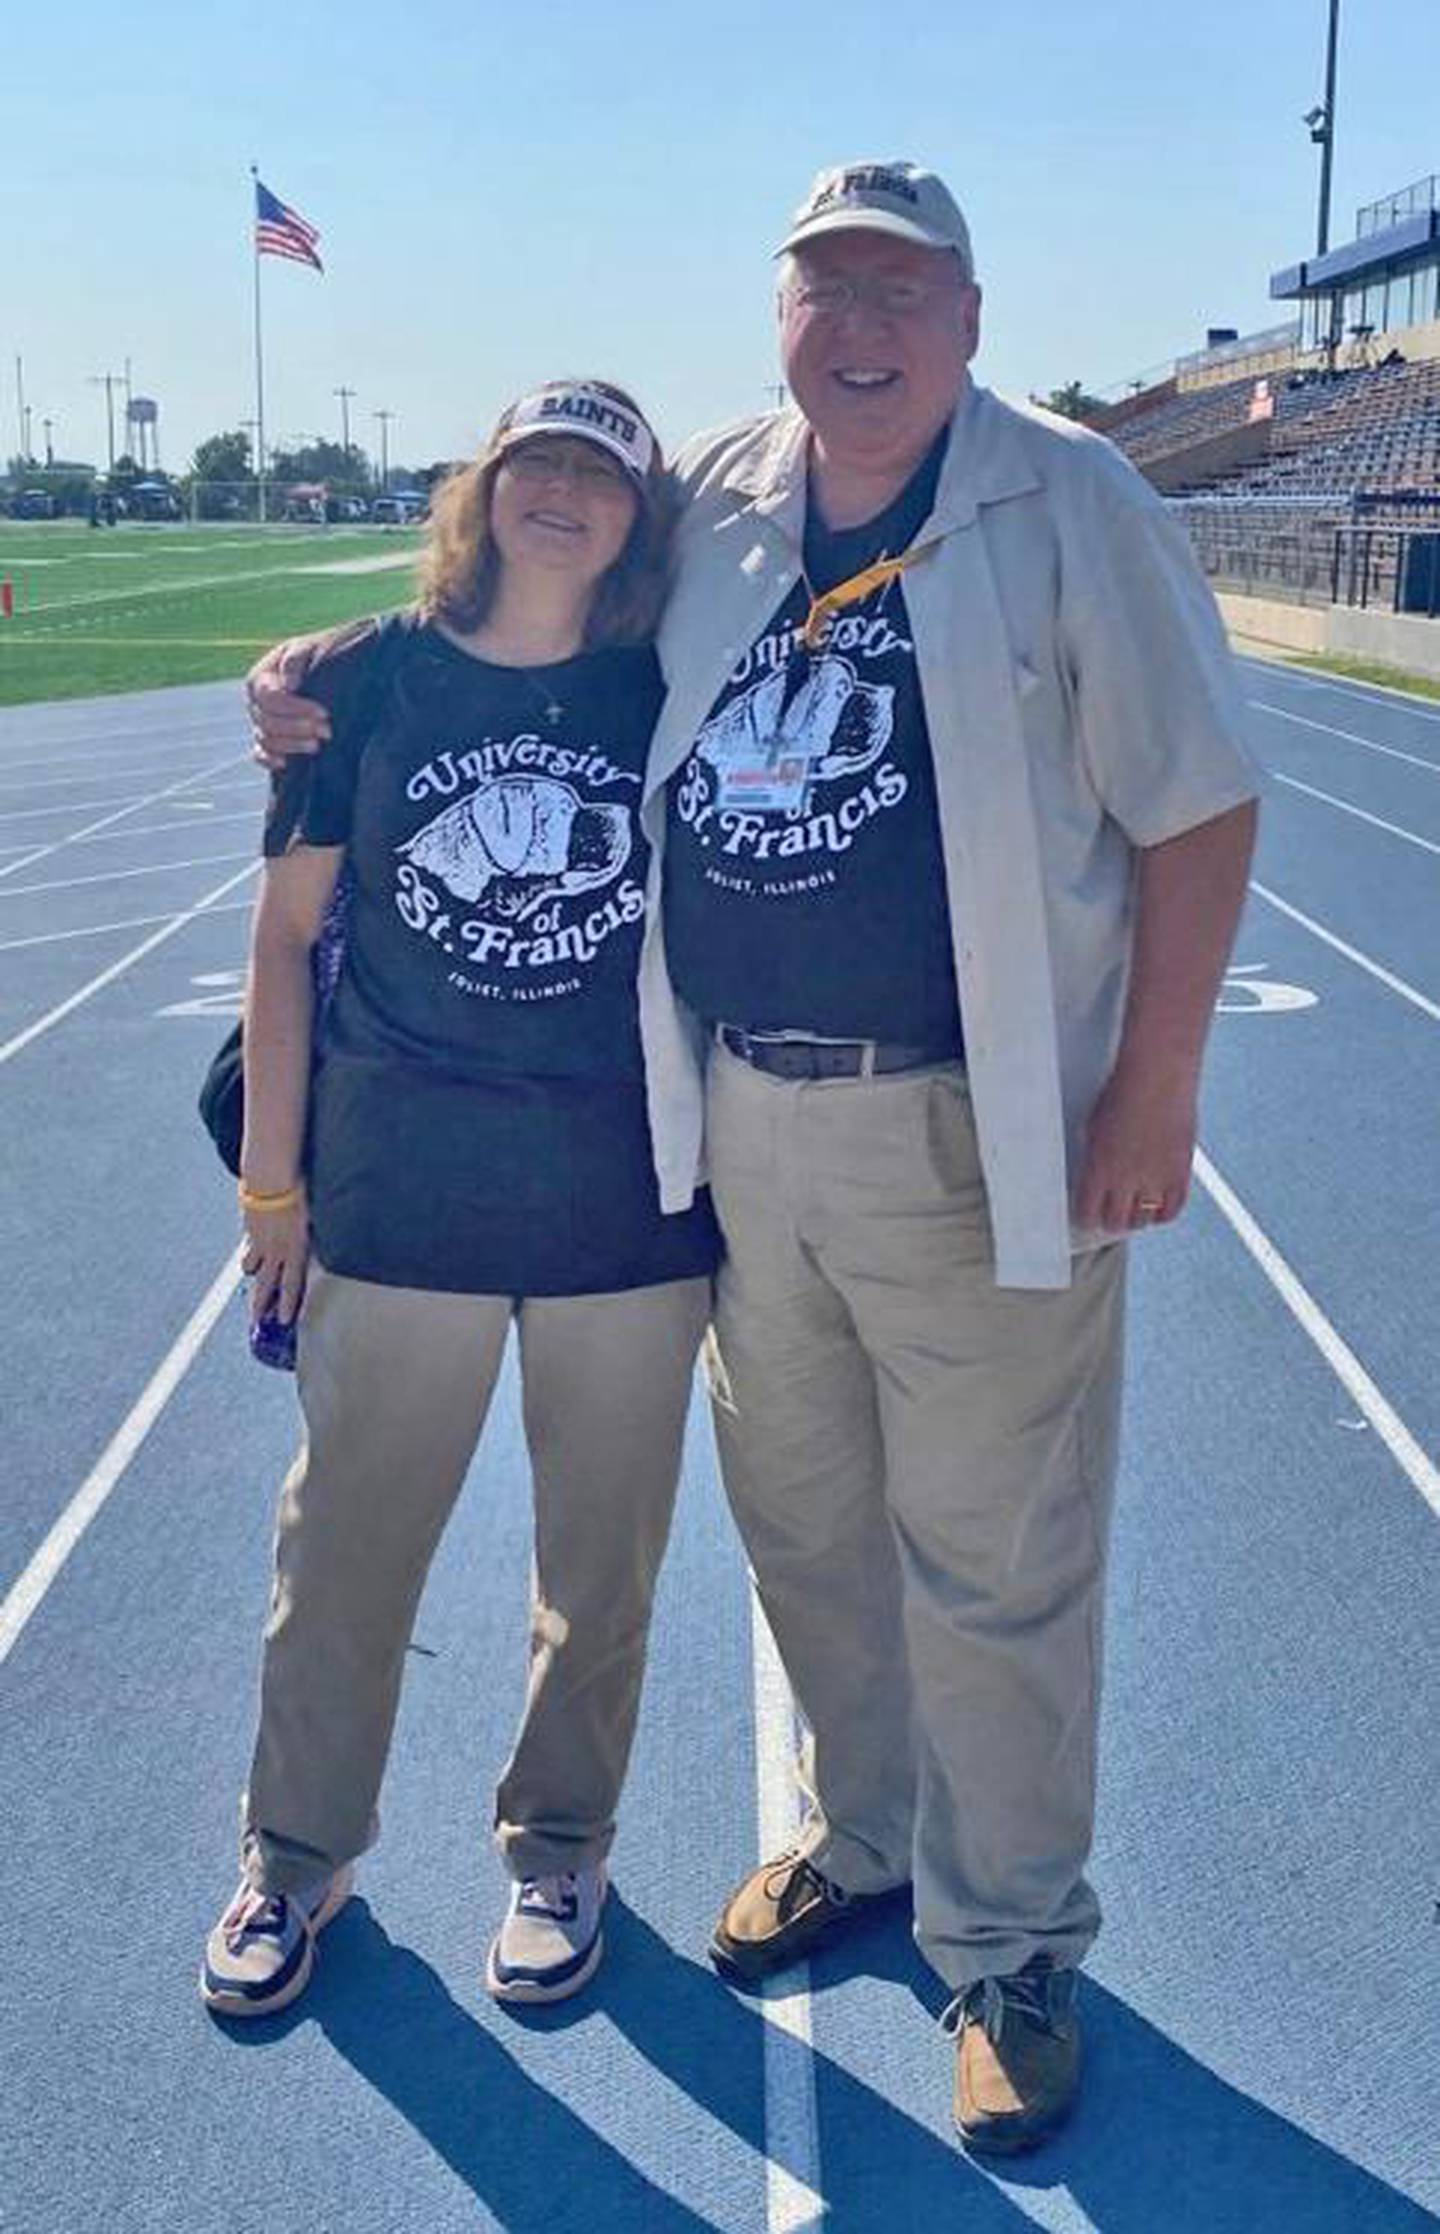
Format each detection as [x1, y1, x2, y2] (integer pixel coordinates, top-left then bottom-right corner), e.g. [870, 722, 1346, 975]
[249, 159, 1258, 2153]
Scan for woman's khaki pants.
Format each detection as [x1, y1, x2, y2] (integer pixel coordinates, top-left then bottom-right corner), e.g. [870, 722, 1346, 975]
[241, 1263, 710, 1896]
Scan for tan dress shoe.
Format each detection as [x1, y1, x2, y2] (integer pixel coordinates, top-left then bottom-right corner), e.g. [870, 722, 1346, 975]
[709, 1849, 869, 1980]
[952, 1961, 1081, 2154]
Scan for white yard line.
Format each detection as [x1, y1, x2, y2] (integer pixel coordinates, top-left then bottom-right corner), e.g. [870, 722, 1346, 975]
[1194, 1151, 1440, 1519]
[0, 750, 248, 882]
[15, 559, 336, 617]
[1248, 700, 1440, 774]
[1270, 771, 1440, 857]
[0, 860, 259, 1066]
[0, 898, 252, 952]
[0, 850, 252, 900]
[0, 1252, 242, 1667]
[1249, 880, 1440, 1024]
[751, 1588, 826, 2234]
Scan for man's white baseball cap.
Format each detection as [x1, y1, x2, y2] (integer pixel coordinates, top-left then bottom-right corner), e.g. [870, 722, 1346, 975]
[778, 160, 975, 279]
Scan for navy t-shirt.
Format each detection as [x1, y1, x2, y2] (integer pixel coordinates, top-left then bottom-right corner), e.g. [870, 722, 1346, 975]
[264, 615, 719, 1295]
[664, 433, 964, 1048]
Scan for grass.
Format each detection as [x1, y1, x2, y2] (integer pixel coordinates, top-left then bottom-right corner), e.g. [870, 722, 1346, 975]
[1287, 649, 1440, 704]
[0, 520, 424, 704]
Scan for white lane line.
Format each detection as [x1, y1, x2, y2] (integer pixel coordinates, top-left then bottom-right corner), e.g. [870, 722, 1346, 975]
[0, 898, 252, 952]
[0, 750, 248, 882]
[0, 850, 251, 900]
[1270, 771, 1440, 857]
[70, 808, 258, 847]
[0, 724, 240, 769]
[0, 1252, 242, 1668]
[1239, 656, 1440, 726]
[0, 860, 259, 1065]
[1249, 880, 1440, 1023]
[1249, 699, 1440, 774]
[0, 794, 137, 824]
[1194, 1150, 1440, 1519]
[0, 754, 232, 794]
[751, 1587, 825, 2234]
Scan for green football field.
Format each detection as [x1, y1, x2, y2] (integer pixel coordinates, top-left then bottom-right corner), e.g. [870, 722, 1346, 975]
[0, 520, 425, 704]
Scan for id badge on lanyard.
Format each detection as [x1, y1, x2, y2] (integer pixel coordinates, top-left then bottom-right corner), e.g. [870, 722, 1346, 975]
[715, 738, 811, 815]
[713, 548, 922, 815]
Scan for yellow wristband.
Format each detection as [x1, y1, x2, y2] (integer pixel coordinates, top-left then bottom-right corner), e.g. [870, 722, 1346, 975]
[238, 1180, 304, 1213]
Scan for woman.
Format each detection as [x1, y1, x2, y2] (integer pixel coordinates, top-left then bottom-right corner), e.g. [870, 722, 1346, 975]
[201, 380, 718, 2019]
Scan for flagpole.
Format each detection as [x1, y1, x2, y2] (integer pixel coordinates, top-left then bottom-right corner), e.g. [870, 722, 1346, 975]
[250, 162, 267, 526]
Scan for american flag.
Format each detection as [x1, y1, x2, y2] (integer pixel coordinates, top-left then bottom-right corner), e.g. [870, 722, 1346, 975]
[254, 180, 323, 272]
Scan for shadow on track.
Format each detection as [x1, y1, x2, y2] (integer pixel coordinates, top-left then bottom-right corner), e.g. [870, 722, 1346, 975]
[802, 1905, 1439, 2232]
[214, 1895, 1434, 2232]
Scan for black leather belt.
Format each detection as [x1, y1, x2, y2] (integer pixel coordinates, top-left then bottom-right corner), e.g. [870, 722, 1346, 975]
[718, 1024, 961, 1082]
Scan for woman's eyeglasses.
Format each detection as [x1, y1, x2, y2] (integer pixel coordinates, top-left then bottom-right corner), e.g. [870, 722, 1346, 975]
[504, 444, 632, 493]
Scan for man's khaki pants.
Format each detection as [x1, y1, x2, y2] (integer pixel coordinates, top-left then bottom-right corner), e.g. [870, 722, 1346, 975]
[242, 1263, 710, 1896]
[705, 1043, 1126, 1993]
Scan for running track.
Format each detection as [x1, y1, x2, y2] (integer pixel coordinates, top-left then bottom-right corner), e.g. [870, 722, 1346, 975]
[2, 655, 1437, 2231]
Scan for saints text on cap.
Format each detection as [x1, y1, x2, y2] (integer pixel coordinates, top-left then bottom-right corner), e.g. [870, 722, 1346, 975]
[501, 385, 656, 482]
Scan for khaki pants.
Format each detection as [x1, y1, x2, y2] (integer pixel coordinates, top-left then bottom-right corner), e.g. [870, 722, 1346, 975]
[242, 1262, 710, 1895]
[705, 1043, 1126, 1992]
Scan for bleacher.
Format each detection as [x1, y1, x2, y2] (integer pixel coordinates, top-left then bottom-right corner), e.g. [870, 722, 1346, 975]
[1104, 358, 1440, 524]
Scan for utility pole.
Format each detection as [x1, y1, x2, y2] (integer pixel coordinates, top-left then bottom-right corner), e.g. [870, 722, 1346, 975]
[88, 372, 121, 475]
[14, 355, 26, 464]
[42, 417, 54, 467]
[373, 408, 392, 491]
[334, 384, 356, 462]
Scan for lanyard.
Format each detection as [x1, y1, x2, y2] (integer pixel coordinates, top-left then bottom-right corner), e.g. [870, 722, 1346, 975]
[800, 545, 927, 651]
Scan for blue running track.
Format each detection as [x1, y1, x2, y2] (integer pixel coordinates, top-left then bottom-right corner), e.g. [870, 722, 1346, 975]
[2, 655, 1437, 2230]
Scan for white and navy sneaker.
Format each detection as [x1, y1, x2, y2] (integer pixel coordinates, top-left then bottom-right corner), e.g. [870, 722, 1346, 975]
[200, 1865, 353, 2018]
[485, 1865, 607, 2003]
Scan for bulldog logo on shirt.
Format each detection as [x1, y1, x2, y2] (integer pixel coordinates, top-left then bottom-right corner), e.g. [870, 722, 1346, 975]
[399, 773, 631, 923]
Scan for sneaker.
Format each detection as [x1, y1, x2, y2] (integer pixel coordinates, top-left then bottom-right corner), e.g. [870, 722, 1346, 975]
[485, 1865, 607, 2003]
[709, 1849, 871, 1981]
[199, 1865, 353, 2019]
[950, 1957, 1081, 2154]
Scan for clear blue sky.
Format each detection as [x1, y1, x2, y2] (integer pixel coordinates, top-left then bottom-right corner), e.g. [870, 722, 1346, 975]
[4, 0, 1437, 476]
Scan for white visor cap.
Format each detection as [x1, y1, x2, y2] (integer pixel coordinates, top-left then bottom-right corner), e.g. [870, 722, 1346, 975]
[499, 384, 656, 483]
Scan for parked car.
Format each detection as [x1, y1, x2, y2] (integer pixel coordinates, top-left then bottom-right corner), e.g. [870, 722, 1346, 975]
[128, 481, 183, 522]
[371, 490, 426, 525]
[13, 489, 58, 520]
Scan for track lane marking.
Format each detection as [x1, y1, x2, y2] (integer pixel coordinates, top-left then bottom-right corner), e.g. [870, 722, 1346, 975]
[1194, 1151, 1440, 1518]
[0, 850, 252, 900]
[0, 724, 240, 769]
[0, 750, 249, 881]
[1237, 655, 1440, 726]
[1249, 699, 1440, 773]
[1248, 880, 1440, 1023]
[751, 1588, 825, 2233]
[68, 808, 259, 847]
[0, 754, 236, 795]
[0, 1251, 242, 1667]
[1269, 772, 1440, 856]
[0, 898, 253, 952]
[0, 860, 259, 1065]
